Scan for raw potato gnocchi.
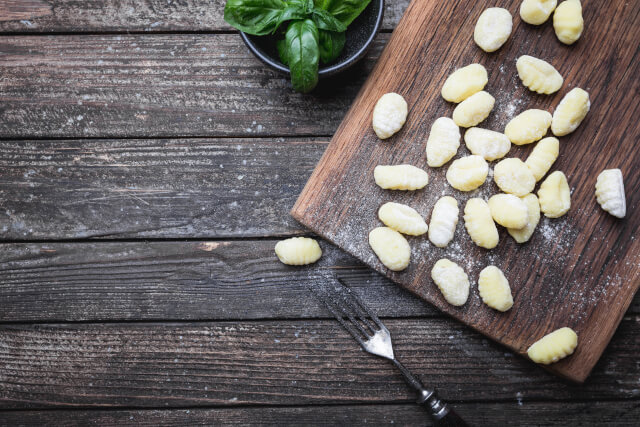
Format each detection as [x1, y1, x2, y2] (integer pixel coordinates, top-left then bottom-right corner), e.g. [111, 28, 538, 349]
[488, 194, 528, 229]
[516, 55, 563, 95]
[595, 169, 626, 218]
[378, 202, 428, 236]
[368, 227, 411, 271]
[538, 171, 571, 218]
[474, 7, 513, 53]
[553, 0, 584, 45]
[452, 91, 495, 128]
[374, 164, 429, 190]
[527, 327, 578, 364]
[431, 259, 470, 306]
[520, 0, 557, 25]
[428, 196, 459, 248]
[551, 88, 590, 136]
[478, 266, 514, 312]
[464, 127, 511, 161]
[464, 198, 499, 249]
[426, 117, 461, 167]
[525, 137, 559, 182]
[493, 158, 536, 197]
[274, 237, 322, 265]
[441, 64, 488, 103]
[372, 93, 408, 139]
[504, 109, 552, 145]
[446, 155, 489, 191]
[507, 194, 541, 243]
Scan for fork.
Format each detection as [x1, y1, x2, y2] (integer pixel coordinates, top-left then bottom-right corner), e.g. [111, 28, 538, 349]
[308, 277, 468, 427]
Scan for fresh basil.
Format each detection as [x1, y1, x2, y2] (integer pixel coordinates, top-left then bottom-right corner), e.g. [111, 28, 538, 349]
[314, 0, 372, 26]
[284, 19, 320, 93]
[273, 4, 309, 32]
[224, 0, 287, 36]
[311, 9, 347, 32]
[318, 30, 345, 64]
[277, 38, 290, 65]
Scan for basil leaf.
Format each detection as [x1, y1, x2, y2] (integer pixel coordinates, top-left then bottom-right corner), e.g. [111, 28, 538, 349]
[224, 0, 287, 36]
[277, 38, 290, 65]
[311, 8, 347, 32]
[314, 0, 372, 26]
[284, 19, 320, 93]
[273, 4, 309, 32]
[318, 30, 345, 64]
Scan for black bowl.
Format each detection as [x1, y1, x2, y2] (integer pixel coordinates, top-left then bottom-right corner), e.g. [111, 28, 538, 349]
[239, 0, 385, 78]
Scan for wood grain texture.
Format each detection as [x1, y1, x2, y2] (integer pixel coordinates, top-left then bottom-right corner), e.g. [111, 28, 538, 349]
[0, 317, 637, 409]
[293, 0, 640, 382]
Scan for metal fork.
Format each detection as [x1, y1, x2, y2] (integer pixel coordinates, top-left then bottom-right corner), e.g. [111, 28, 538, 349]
[308, 277, 468, 427]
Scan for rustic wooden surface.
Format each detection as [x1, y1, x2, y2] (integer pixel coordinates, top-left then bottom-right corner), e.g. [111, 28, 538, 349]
[293, 0, 640, 383]
[0, 0, 638, 425]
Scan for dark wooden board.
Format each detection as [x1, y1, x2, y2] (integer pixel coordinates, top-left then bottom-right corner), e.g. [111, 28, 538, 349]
[0, 317, 637, 409]
[293, 0, 640, 382]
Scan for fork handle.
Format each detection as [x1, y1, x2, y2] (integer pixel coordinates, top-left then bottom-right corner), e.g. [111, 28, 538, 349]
[417, 389, 468, 427]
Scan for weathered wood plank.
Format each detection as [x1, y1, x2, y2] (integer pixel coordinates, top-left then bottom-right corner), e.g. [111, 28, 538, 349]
[2, 400, 639, 426]
[0, 318, 637, 408]
[0, 34, 385, 138]
[0, 0, 409, 33]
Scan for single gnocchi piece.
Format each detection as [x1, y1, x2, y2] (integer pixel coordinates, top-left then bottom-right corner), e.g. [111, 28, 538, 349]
[551, 88, 590, 136]
[274, 237, 322, 265]
[446, 155, 489, 191]
[538, 171, 571, 218]
[441, 64, 488, 103]
[516, 55, 563, 95]
[553, 0, 584, 45]
[595, 169, 626, 218]
[507, 194, 541, 243]
[464, 198, 499, 249]
[452, 91, 495, 128]
[504, 109, 552, 145]
[374, 164, 429, 190]
[527, 327, 578, 364]
[474, 7, 513, 52]
[368, 227, 411, 271]
[478, 266, 514, 312]
[488, 194, 528, 229]
[372, 93, 408, 139]
[493, 158, 536, 196]
[378, 202, 428, 236]
[520, 0, 557, 25]
[426, 117, 461, 167]
[428, 196, 459, 248]
[464, 127, 511, 161]
[525, 137, 559, 182]
[431, 259, 470, 306]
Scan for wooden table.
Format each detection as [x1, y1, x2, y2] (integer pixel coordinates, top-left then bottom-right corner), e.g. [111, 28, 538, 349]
[0, 1, 637, 425]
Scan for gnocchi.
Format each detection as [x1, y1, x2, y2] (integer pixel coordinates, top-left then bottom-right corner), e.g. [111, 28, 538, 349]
[504, 109, 552, 145]
[426, 117, 461, 167]
[474, 7, 513, 53]
[464, 198, 499, 249]
[595, 169, 626, 218]
[538, 171, 571, 218]
[551, 88, 590, 136]
[431, 258, 470, 306]
[493, 158, 536, 197]
[372, 93, 408, 139]
[527, 327, 578, 364]
[441, 64, 488, 103]
[525, 137, 559, 182]
[464, 127, 511, 161]
[553, 0, 584, 45]
[275, 237, 322, 265]
[516, 55, 563, 95]
[378, 202, 428, 236]
[368, 227, 411, 271]
[478, 266, 514, 312]
[507, 194, 541, 243]
[488, 194, 529, 229]
[446, 155, 489, 191]
[374, 164, 429, 190]
[520, 0, 557, 25]
[452, 91, 495, 128]
[428, 196, 459, 248]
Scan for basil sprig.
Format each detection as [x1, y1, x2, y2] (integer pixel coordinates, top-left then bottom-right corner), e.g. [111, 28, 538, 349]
[224, 0, 372, 93]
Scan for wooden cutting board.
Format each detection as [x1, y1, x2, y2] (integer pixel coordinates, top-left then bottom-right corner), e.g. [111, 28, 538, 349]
[292, 0, 640, 382]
